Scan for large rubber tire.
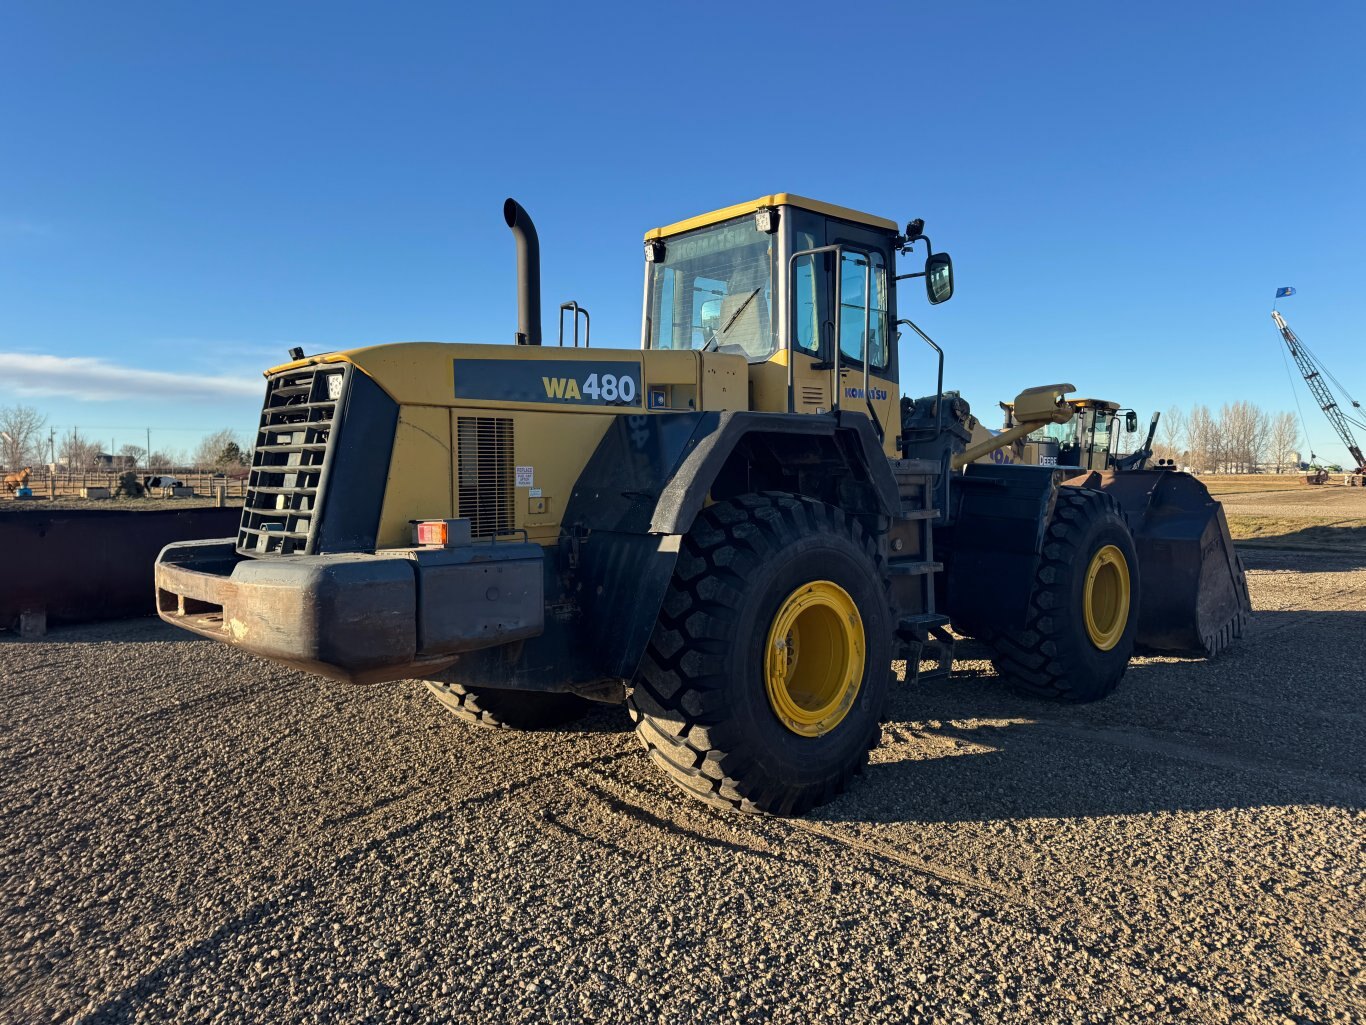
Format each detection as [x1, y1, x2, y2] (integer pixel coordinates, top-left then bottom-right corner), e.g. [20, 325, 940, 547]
[988, 488, 1139, 702]
[424, 681, 593, 730]
[627, 493, 893, 816]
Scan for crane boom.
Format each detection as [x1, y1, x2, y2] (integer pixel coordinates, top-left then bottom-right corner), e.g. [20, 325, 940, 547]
[1271, 310, 1366, 472]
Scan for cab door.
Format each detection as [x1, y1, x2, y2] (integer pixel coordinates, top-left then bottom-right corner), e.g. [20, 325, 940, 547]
[831, 225, 899, 456]
[786, 215, 899, 451]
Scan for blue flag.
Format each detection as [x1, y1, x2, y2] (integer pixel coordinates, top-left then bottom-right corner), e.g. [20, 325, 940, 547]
[1275, 287, 1296, 298]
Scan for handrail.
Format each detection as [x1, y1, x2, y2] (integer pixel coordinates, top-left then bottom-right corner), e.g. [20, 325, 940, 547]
[558, 302, 591, 348]
[857, 254, 880, 441]
[897, 318, 944, 435]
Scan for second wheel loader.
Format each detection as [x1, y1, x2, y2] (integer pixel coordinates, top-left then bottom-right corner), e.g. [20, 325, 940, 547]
[154, 193, 1251, 815]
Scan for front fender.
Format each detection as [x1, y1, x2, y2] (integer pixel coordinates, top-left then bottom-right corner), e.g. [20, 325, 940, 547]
[562, 410, 899, 680]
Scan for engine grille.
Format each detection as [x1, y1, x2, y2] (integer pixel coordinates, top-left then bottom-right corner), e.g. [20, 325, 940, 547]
[238, 365, 347, 555]
[456, 416, 514, 538]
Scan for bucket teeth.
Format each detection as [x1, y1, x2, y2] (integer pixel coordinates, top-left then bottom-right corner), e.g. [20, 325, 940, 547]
[1200, 608, 1249, 658]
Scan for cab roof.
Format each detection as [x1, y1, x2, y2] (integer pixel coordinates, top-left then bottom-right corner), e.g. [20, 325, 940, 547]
[644, 193, 898, 240]
[1070, 398, 1122, 410]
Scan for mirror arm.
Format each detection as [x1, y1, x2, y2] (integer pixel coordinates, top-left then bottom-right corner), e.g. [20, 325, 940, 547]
[896, 233, 934, 257]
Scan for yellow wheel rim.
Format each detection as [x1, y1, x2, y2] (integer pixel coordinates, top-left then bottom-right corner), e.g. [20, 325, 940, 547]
[764, 580, 865, 737]
[1083, 544, 1131, 651]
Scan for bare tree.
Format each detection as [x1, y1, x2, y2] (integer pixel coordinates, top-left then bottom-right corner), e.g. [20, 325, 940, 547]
[1219, 401, 1271, 473]
[0, 404, 47, 470]
[1268, 412, 1300, 473]
[59, 429, 101, 469]
[1187, 404, 1215, 472]
[1219, 402, 1244, 473]
[147, 449, 182, 471]
[1157, 405, 1186, 465]
[118, 443, 146, 469]
[192, 429, 248, 470]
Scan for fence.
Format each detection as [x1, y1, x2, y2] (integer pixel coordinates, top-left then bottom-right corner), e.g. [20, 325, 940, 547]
[17, 470, 248, 500]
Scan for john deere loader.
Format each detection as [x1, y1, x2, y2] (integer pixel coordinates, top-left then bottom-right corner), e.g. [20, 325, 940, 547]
[154, 194, 1250, 815]
[967, 394, 1248, 656]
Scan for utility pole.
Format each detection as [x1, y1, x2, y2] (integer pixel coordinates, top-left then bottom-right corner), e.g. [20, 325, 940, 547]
[146, 427, 152, 469]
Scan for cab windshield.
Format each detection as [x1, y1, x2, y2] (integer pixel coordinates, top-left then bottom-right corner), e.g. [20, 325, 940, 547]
[1028, 420, 1078, 446]
[645, 218, 775, 360]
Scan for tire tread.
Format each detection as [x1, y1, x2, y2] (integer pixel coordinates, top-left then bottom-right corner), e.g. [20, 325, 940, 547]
[627, 493, 889, 815]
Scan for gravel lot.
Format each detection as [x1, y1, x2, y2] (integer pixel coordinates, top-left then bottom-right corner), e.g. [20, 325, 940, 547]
[1218, 485, 1366, 520]
[3, 547, 1364, 1024]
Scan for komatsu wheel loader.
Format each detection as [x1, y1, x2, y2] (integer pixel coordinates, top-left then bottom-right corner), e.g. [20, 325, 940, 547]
[155, 194, 1250, 815]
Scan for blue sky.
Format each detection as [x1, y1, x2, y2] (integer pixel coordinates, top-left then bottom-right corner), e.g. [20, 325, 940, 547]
[2, 1, 1364, 465]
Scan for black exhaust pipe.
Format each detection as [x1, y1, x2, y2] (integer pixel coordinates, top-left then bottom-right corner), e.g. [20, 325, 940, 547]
[503, 198, 541, 346]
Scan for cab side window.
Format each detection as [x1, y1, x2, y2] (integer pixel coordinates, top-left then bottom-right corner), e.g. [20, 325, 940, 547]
[792, 230, 821, 356]
[838, 249, 888, 368]
[652, 267, 679, 348]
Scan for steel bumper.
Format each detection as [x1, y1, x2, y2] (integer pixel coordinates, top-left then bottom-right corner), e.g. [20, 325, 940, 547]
[154, 538, 545, 684]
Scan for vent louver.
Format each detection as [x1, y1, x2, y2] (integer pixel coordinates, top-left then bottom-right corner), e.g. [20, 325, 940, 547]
[456, 416, 514, 538]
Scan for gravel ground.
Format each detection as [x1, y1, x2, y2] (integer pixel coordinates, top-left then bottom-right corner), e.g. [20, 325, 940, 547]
[2, 550, 1364, 1024]
[1218, 486, 1366, 520]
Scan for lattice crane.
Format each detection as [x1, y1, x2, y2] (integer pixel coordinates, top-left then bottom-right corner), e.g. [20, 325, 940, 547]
[1271, 310, 1366, 473]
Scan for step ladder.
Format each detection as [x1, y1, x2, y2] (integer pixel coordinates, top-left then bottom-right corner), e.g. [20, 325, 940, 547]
[886, 458, 954, 683]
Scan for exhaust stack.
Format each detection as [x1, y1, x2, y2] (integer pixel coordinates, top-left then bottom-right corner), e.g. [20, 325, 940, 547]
[503, 198, 541, 346]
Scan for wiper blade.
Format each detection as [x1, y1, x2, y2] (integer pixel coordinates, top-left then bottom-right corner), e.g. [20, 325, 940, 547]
[721, 288, 761, 334]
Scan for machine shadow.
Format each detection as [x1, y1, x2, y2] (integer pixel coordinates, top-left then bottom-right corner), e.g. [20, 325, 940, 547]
[824, 610, 1366, 825]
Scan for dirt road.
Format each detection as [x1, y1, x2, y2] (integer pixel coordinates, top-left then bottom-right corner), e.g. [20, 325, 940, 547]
[2, 548, 1364, 1023]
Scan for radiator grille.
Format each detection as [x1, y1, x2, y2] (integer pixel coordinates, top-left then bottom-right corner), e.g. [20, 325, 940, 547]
[456, 416, 514, 538]
[237, 366, 347, 555]
[800, 385, 824, 407]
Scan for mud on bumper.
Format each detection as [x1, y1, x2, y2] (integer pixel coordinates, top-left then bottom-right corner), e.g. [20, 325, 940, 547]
[155, 539, 544, 684]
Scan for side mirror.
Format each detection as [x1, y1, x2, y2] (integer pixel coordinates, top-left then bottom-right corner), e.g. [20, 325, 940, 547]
[1126, 411, 1139, 432]
[926, 252, 953, 304]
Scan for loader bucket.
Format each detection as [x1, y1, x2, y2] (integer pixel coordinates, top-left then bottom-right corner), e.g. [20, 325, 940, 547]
[1061, 470, 1251, 657]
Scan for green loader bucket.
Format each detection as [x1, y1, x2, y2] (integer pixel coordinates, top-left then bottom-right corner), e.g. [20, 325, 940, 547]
[1061, 470, 1252, 657]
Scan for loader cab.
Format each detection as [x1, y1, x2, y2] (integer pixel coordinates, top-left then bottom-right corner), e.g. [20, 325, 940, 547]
[1032, 399, 1122, 470]
[640, 194, 952, 456]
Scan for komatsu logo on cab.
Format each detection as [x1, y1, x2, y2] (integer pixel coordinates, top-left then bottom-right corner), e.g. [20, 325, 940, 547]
[844, 385, 889, 401]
